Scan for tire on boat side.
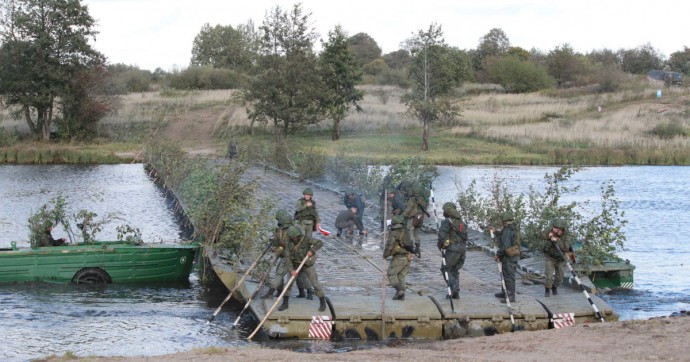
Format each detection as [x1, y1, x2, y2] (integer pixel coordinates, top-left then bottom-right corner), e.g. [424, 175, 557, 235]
[72, 267, 112, 284]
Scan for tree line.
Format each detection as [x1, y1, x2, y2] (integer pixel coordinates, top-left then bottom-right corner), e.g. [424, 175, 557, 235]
[1, 1, 689, 148]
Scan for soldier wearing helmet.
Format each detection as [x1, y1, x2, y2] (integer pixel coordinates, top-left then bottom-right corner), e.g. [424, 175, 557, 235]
[279, 225, 327, 312]
[542, 218, 574, 297]
[295, 187, 320, 239]
[261, 210, 311, 300]
[437, 202, 468, 300]
[402, 183, 428, 257]
[489, 210, 520, 303]
[383, 215, 414, 300]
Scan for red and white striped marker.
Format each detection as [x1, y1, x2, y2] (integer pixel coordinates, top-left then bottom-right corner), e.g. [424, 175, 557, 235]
[318, 226, 331, 236]
[308, 315, 333, 339]
[553, 312, 575, 329]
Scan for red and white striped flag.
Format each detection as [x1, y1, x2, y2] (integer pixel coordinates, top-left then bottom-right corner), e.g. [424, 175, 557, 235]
[308, 315, 333, 339]
[552, 312, 575, 328]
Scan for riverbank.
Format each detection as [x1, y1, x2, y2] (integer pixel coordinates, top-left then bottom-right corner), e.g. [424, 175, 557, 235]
[2, 83, 689, 166]
[40, 315, 689, 361]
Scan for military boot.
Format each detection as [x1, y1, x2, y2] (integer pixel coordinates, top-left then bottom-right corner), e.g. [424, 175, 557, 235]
[544, 287, 551, 297]
[451, 291, 460, 300]
[296, 287, 306, 298]
[318, 297, 327, 312]
[500, 294, 516, 303]
[278, 296, 289, 311]
[494, 291, 506, 298]
[306, 288, 314, 300]
[336, 228, 342, 237]
[392, 290, 404, 300]
[551, 287, 558, 296]
[260, 287, 275, 300]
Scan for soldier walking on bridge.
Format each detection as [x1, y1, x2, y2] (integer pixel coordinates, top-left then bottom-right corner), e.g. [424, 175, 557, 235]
[383, 215, 414, 300]
[403, 184, 427, 257]
[280, 225, 328, 312]
[261, 210, 311, 300]
[295, 188, 320, 239]
[437, 202, 468, 299]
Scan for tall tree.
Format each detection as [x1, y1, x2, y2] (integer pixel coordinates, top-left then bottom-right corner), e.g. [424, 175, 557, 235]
[0, 0, 104, 141]
[546, 43, 587, 87]
[403, 23, 459, 151]
[320, 25, 363, 141]
[667, 46, 690, 74]
[243, 3, 325, 142]
[347, 32, 382, 67]
[474, 28, 510, 72]
[619, 43, 664, 74]
[0, 0, 103, 141]
[190, 21, 259, 71]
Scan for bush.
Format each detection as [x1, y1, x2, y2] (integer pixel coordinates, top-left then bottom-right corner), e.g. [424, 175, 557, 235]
[0, 127, 18, 147]
[167, 66, 249, 90]
[649, 122, 687, 139]
[485, 56, 555, 93]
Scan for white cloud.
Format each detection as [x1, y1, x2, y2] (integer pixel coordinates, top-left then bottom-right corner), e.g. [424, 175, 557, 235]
[84, 0, 690, 71]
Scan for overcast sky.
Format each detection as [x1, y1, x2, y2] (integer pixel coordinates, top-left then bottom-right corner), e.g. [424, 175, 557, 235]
[83, 0, 690, 71]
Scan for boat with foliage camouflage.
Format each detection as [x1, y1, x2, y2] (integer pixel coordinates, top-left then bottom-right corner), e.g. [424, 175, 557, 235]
[0, 240, 199, 284]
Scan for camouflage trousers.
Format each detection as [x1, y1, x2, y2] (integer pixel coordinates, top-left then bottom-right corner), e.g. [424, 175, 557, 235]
[286, 264, 324, 299]
[501, 256, 518, 296]
[406, 219, 421, 245]
[443, 248, 466, 293]
[544, 255, 565, 289]
[387, 253, 411, 292]
[269, 257, 308, 291]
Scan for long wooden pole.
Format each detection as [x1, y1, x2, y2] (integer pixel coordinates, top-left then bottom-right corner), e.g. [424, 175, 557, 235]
[381, 189, 388, 339]
[232, 269, 269, 329]
[247, 254, 310, 340]
[207, 242, 271, 323]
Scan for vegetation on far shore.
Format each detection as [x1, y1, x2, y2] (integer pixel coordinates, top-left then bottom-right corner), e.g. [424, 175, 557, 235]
[2, 81, 689, 166]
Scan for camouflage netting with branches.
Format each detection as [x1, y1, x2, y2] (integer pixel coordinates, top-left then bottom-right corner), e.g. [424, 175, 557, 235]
[455, 165, 627, 269]
[28, 194, 136, 248]
[144, 139, 273, 264]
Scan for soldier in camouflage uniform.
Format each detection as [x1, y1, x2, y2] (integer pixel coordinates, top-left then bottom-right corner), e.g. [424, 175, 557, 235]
[261, 210, 311, 299]
[403, 184, 427, 257]
[344, 189, 367, 235]
[294, 188, 320, 239]
[383, 215, 414, 301]
[490, 211, 519, 303]
[542, 218, 574, 297]
[437, 202, 468, 299]
[279, 225, 327, 312]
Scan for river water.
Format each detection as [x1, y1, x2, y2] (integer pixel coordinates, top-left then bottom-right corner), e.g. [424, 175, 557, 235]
[1, 164, 688, 360]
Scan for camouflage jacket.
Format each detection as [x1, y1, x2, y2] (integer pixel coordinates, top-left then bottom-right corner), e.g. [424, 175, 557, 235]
[383, 228, 411, 258]
[437, 217, 468, 252]
[542, 231, 573, 261]
[496, 223, 518, 259]
[295, 198, 320, 224]
[286, 235, 323, 270]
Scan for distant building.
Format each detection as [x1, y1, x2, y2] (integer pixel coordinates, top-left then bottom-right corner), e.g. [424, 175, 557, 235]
[647, 70, 683, 85]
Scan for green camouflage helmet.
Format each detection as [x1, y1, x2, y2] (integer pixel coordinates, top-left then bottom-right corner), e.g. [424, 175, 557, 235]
[275, 209, 290, 221]
[500, 211, 514, 222]
[303, 188, 313, 195]
[552, 218, 568, 230]
[286, 225, 304, 239]
[442, 202, 456, 212]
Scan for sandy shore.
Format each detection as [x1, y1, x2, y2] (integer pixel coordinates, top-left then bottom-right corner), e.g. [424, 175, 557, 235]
[46, 316, 688, 362]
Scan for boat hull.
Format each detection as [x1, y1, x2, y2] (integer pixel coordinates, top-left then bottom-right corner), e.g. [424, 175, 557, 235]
[0, 242, 198, 284]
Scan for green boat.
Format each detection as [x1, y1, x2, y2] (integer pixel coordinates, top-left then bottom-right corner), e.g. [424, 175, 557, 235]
[0, 241, 199, 284]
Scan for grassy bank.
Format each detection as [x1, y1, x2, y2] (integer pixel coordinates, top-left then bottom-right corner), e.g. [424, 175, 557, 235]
[1, 81, 689, 165]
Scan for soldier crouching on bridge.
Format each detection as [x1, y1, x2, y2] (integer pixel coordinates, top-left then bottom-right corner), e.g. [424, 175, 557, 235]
[261, 210, 312, 300]
[437, 202, 468, 300]
[280, 225, 327, 312]
[383, 215, 414, 301]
